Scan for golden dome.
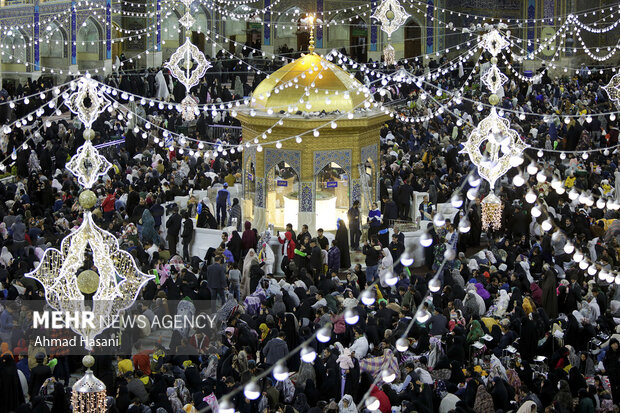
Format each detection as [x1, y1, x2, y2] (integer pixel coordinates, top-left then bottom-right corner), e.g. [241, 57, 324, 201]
[250, 53, 368, 114]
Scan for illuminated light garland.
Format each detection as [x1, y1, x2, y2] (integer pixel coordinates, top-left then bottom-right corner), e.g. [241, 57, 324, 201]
[65, 77, 111, 130]
[602, 73, 620, 109]
[481, 193, 503, 231]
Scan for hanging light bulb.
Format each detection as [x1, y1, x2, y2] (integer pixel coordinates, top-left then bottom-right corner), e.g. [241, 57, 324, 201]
[344, 309, 360, 325]
[527, 162, 538, 175]
[416, 309, 431, 323]
[219, 400, 235, 413]
[551, 177, 562, 190]
[466, 187, 478, 200]
[366, 396, 381, 411]
[599, 268, 609, 280]
[588, 265, 597, 276]
[513, 174, 525, 187]
[450, 194, 463, 208]
[536, 172, 547, 183]
[360, 289, 376, 306]
[468, 174, 481, 187]
[568, 189, 579, 201]
[542, 218, 553, 232]
[384, 271, 398, 286]
[573, 250, 584, 262]
[579, 260, 589, 270]
[395, 337, 409, 352]
[420, 231, 433, 247]
[564, 242, 575, 254]
[244, 381, 261, 400]
[531, 205, 541, 217]
[433, 213, 445, 227]
[400, 251, 414, 267]
[273, 362, 289, 381]
[317, 326, 331, 343]
[381, 369, 396, 383]
[458, 218, 471, 233]
[525, 190, 537, 204]
[537, 150, 544, 158]
[560, 152, 566, 160]
[428, 277, 441, 293]
[597, 198, 606, 209]
[444, 248, 456, 261]
[300, 346, 317, 363]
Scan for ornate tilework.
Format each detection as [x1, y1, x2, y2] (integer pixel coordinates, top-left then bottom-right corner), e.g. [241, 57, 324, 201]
[313, 149, 352, 176]
[264, 148, 301, 178]
[255, 177, 265, 208]
[300, 182, 313, 212]
[361, 143, 378, 168]
[351, 179, 361, 204]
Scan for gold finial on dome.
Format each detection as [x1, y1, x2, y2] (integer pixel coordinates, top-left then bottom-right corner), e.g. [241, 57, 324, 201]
[307, 14, 315, 54]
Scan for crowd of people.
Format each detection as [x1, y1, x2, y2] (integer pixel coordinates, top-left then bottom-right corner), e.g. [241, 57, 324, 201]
[0, 45, 618, 413]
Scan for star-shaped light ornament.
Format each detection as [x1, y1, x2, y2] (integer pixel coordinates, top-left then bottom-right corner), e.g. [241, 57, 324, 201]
[65, 77, 111, 130]
[372, 0, 410, 38]
[481, 64, 508, 94]
[180, 96, 198, 121]
[602, 73, 620, 110]
[66, 140, 113, 189]
[179, 12, 196, 29]
[165, 38, 212, 92]
[26, 212, 154, 350]
[480, 29, 509, 56]
[460, 107, 529, 190]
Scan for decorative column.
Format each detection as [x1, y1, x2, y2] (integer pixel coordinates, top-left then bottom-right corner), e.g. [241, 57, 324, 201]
[526, 0, 535, 54]
[70, 0, 78, 73]
[104, 0, 112, 72]
[370, 0, 377, 52]
[34, 0, 40, 73]
[316, 0, 322, 49]
[426, 0, 433, 54]
[153, 0, 163, 66]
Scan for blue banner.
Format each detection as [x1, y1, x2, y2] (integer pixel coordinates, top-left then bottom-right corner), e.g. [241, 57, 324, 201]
[326, 181, 338, 188]
[277, 180, 288, 187]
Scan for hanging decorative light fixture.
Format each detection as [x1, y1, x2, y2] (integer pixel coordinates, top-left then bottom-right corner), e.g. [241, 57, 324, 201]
[71, 355, 107, 413]
[602, 73, 620, 109]
[26, 77, 154, 351]
[371, 0, 409, 65]
[481, 193, 503, 230]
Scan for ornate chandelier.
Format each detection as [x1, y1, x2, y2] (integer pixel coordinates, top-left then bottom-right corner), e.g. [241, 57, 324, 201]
[602, 73, 620, 110]
[461, 28, 527, 230]
[164, 0, 211, 120]
[26, 78, 154, 350]
[371, 0, 409, 65]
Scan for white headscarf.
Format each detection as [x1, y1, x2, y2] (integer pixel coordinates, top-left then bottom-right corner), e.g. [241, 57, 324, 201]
[338, 395, 358, 413]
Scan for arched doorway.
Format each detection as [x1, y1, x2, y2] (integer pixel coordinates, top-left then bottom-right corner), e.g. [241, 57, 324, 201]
[244, 159, 256, 222]
[350, 17, 367, 62]
[266, 161, 299, 230]
[77, 18, 103, 68]
[404, 20, 421, 59]
[315, 162, 349, 231]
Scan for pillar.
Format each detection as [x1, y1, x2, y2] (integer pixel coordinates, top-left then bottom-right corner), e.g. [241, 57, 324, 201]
[526, 0, 535, 55]
[426, 0, 434, 54]
[263, 0, 271, 47]
[370, 0, 377, 52]
[34, 0, 40, 72]
[70, 0, 78, 73]
[153, 0, 162, 66]
[316, 0, 322, 49]
[104, 0, 113, 72]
